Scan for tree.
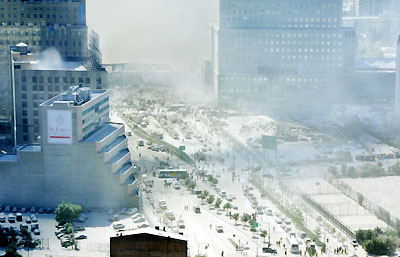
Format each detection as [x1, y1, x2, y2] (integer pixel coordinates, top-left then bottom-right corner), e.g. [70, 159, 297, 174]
[232, 213, 239, 225]
[358, 194, 364, 206]
[19, 227, 36, 248]
[199, 192, 207, 203]
[250, 226, 257, 237]
[223, 202, 231, 211]
[189, 181, 196, 190]
[260, 230, 267, 242]
[207, 195, 215, 205]
[241, 213, 249, 224]
[214, 198, 222, 209]
[55, 202, 82, 225]
[4, 242, 21, 257]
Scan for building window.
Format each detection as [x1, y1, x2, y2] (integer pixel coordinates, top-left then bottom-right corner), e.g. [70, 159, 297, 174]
[22, 118, 27, 125]
[22, 110, 27, 116]
[39, 85, 44, 91]
[32, 76, 37, 83]
[85, 78, 90, 84]
[22, 84, 27, 91]
[48, 77, 53, 83]
[48, 85, 53, 91]
[22, 93, 27, 100]
[63, 77, 68, 83]
[21, 76, 26, 82]
[55, 85, 60, 91]
[70, 77, 75, 83]
[39, 77, 44, 83]
[54, 77, 59, 83]
[22, 102, 27, 108]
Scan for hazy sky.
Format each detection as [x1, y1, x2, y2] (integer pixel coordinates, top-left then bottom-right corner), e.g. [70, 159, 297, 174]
[86, 0, 218, 70]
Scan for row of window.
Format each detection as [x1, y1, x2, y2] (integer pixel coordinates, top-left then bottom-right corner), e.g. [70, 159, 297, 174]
[27, 76, 90, 84]
[223, 32, 345, 39]
[82, 96, 109, 116]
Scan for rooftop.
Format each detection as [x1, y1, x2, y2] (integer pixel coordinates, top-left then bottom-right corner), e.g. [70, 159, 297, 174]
[84, 123, 123, 143]
[112, 228, 187, 242]
[41, 89, 107, 107]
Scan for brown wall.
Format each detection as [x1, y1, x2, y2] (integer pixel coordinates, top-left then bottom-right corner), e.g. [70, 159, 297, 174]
[110, 234, 187, 257]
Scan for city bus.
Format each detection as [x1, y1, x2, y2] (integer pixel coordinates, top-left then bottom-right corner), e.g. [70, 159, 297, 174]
[158, 169, 187, 179]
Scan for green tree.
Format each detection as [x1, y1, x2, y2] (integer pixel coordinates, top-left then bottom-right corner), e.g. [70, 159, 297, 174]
[55, 202, 82, 225]
[207, 195, 215, 205]
[214, 198, 222, 209]
[19, 227, 36, 248]
[232, 213, 239, 225]
[261, 230, 267, 242]
[189, 181, 196, 190]
[4, 242, 21, 257]
[241, 213, 249, 224]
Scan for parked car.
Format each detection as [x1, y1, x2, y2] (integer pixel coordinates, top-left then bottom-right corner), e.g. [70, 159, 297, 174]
[75, 227, 85, 232]
[37, 208, 44, 214]
[75, 234, 87, 240]
[11, 207, 17, 213]
[30, 214, 38, 223]
[20, 208, 27, 213]
[4, 206, 10, 212]
[16, 213, 22, 222]
[351, 240, 358, 247]
[8, 214, 15, 223]
[25, 217, 31, 224]
[29, 207, 36, 213]
[112, 223, 125, 230]
[45, 208, 53, 214]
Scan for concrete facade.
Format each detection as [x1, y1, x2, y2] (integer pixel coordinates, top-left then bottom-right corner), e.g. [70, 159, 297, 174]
[0, 87, 138, 209]
[210, 0, 357, 106]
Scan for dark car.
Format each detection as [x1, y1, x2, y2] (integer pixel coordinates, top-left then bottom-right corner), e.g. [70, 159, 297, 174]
[45, 208, 53, 214]
[262, 247, 278, 254]
[75, 234, 87, 240]
[37, 208, 44, 214]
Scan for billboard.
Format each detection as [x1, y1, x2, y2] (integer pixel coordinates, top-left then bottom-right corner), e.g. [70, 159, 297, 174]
[47, 110, 72, 144]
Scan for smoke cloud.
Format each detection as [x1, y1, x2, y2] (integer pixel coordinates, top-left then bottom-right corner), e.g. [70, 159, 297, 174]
[86, 0, 218, 70]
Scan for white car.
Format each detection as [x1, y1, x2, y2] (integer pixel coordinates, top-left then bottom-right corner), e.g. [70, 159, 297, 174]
[136, 222, 150, 229]
[177, 220, 185, 229]
[112, 223, 125, 230]
[131, 213, 143, 220]
[134, 217, 146, 223]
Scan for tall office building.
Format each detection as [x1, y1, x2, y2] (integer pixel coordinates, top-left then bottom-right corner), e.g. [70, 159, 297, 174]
[10, 43, 107, 145]
[0, 0, 88, 147]
[358, 0, 400, 16]
[209, 0, 356, 106]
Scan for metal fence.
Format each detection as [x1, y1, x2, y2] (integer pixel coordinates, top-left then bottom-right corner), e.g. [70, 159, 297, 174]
[325, 172, 400, 229]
